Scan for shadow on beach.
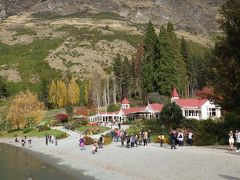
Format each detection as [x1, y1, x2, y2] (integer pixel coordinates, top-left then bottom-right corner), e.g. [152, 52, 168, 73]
[218, 174, 240, 180]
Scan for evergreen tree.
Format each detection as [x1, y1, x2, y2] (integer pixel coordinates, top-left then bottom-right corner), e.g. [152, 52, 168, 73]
[209, 0, 240, 113]
[39, 79, 51, 109]
[140, 21, 158, 95]
[167, 22, 188, 96]
[48, 80, 57, 108]
[122, 56, 132, 98]
[155, 25, 178, 95]
[0, 77, 8, 99]
[159, 102, 184, 128]
[180, 37, 194, 96]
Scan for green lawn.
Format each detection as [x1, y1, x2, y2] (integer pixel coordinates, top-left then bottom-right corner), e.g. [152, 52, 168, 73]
[77, 126, 111, 134]
[0, 129, 67, 139]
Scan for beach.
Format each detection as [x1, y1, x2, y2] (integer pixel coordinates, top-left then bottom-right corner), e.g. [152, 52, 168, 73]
[1, 128, 240, 180]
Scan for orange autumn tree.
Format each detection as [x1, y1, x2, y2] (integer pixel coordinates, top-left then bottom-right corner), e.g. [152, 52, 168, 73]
[7, 90, 45, 129]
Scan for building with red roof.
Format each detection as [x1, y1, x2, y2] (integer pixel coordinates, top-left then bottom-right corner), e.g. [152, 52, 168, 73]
[171, 88, 221, 120]
[89, 98, 165, 124]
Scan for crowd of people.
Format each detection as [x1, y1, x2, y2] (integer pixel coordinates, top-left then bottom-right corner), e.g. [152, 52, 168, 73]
[13, 136, 32, 147]
[228, 130, 240, 152]
[169, 129, 194, 150]
[79, 135, 104, 154]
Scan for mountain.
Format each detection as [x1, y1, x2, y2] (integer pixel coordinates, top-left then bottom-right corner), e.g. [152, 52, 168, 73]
[0, 0, 223, 94]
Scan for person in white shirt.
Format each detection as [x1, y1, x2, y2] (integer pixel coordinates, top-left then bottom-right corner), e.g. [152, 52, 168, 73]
[188, 131, 193, 146]
[177, 131, 184, 146]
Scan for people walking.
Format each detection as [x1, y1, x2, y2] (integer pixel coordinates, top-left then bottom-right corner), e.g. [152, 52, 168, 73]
[158, 133, 164, 147]
[148, 130, 151, 143]
[188, 131, 193, 146]
[99, 135, 104, 149]
[170, 130, 177, 149]
[143, 131, 148, 146]
[228, 130, 234, 150]
[235, 130, 240, 152]
[79, 136, 86, 150]
[45, 133, 48, 146]
[177, 131, 184, 146]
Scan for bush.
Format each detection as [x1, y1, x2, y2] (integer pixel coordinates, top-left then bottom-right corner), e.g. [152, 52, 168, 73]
[56, 132, 68, 139]
[107, 104, 120, 112]
[38, 125, 50, 132]
[55, 114, 69, 123]
[0, 133, 2, 137]
[83, 136, 94, 145]
[7, 129, 18, 133]
[79, 119, 88, 126]
[103, 134, 112, 145]
[23, 127, 34, 134]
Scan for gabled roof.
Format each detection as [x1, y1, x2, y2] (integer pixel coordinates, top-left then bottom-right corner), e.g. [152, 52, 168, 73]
[121, 97, 129, 104]
[172, 87, 179, 97]
[174, 99, 208, 108]
[148, 103, 164, 112]
[122, 106, 146, 115]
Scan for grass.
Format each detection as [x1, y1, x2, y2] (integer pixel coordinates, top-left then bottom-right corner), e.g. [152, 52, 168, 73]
[57, 25, 143, 47]
[188, 40, 209, 58]
[77, 126, 111, 134]
[31, 11, 125, 21]
[0, 129, 67, 138]
[14, 27, 36, 36]
[0, 38, 63, 95]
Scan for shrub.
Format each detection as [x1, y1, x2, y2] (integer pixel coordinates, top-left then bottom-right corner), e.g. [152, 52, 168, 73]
[56, 132, 68, 139]
[7, 129, 18, 133]
[79, 119, 88, 126]
[0, 133, 2, 137]
[38, 125, 50, 132]
[103, 134, 112, 145]
[107, 104, 120, 112]
[55, 114, 69, 123]
[83, 136, 94, 145]
[23, 127, 34, 133]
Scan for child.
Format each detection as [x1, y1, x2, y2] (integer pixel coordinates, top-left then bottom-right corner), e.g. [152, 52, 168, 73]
[92, 144, 96, 154]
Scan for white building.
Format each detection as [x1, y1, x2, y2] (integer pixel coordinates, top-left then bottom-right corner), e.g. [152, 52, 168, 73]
[171, 87, 221, 120]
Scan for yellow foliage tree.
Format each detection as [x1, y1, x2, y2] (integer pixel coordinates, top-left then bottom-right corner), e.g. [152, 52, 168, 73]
[56, 80, 68, 108]
[67, 77, 80, 105]
[7, 91, 45, 129]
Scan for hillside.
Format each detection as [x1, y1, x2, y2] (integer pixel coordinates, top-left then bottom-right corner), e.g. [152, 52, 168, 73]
[0, 0, 221, 94]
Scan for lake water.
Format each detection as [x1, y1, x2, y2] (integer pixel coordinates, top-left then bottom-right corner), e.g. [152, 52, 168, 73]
[0, 143, 92, 180]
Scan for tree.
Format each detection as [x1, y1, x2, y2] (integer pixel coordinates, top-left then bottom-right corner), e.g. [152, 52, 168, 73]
[140, 21, 158, 96]
[167, 22, 188, 96]
[155, 25, 178, 95]
[209, 0, 240, 113]
[0, 76, 8, 99]
[122, 56, 132, 98]
[48, 80, 57, 107]
[67, 77, 80, 106]
[159, 102, 184, 128]
[181, 37, 194, 97]
[7, 90, 44, 129]
[39, 79, 51, 109]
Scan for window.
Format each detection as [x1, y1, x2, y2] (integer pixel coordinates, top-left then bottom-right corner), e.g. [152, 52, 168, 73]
[208, 108, 216, 116]
[185, 110, 188, 116]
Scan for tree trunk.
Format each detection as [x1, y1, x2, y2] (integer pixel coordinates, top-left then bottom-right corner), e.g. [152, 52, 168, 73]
[113, 77, 117, 104]
[106, 77, 110, 106]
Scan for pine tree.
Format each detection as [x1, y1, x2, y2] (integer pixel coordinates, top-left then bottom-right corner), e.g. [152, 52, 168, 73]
[140, 21, 158, 95]
[49, 80, 57, 107]
[0, 76, 8, 99]
[167, 22, 188, 96]
[181, 37, 194, 96]
[155, 25, 178, 95]
[209, 0, 240, 113]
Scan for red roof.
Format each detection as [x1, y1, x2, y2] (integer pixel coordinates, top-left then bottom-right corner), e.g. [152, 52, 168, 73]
[121, 97, 129, 104]
[174, 99, 208, 107]
[122, 107, 146, 115]
[149, 103, 164, 111]
[172, 87, 179, 97]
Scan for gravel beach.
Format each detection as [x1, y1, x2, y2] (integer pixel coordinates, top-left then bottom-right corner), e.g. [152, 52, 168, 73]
[1, 128, 240, 180]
